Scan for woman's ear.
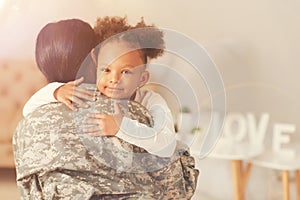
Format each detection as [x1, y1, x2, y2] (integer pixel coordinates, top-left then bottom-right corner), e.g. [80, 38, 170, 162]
[139, 70, 149, 87]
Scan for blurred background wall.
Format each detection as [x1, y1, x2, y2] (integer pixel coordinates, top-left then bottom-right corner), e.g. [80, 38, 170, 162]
[0, 0, 299, 199]
[1, 0, 299, 116]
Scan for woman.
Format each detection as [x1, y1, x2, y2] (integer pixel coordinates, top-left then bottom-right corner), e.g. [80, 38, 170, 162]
[14, 17, 198, 200]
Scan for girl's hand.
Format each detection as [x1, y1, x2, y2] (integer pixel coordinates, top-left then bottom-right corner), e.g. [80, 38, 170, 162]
[54, 77, 95, 111]
[82, 102, 123, 136]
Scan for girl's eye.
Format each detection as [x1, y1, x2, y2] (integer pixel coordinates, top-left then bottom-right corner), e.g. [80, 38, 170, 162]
[100, 67, 110, 73]
[122, 70, 132, 74]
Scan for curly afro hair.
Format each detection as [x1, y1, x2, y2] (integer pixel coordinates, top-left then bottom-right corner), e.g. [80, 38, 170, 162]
[93, 16, 165, 62]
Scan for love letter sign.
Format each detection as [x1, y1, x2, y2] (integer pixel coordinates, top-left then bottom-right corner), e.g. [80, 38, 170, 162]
[223, 112, 296, 157]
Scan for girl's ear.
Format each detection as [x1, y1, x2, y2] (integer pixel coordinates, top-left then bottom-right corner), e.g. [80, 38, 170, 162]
[139, 70, 149, 87]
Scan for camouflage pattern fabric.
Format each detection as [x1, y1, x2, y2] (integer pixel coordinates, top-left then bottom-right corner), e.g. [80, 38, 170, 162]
[13, 87, 199, 200]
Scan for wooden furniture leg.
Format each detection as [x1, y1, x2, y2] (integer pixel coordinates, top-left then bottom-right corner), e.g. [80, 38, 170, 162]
[231, 160, 243, 200]
[231, 160, 252, 200]
[241, 163, 252, 197]
[295, 170, 300, 200]
[282, 170, 290, 200]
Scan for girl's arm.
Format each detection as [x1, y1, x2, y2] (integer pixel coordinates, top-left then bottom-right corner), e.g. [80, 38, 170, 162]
[116, 93, 177, 158]
[116, 108, 176, 158]
[23, 82, 64, 117]
[82, 91, 177, 158]
[23, 77, 94, 117]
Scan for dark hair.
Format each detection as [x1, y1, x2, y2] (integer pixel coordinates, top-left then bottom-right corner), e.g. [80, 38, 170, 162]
[35, 19, 97, 83]
[93, 16, 165, 64]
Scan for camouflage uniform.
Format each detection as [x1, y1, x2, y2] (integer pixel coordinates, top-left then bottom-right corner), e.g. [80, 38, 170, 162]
[13, 90, 199, 200]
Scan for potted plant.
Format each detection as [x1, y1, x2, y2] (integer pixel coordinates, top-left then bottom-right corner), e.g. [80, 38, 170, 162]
[178, 106, 193, 133]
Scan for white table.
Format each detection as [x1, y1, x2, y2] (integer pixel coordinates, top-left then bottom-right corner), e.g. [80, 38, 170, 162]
[206, 139, 263, 200]
[250, 143, 300, 200]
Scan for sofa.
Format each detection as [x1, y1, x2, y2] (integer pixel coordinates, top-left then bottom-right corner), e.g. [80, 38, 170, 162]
[0, 59, 47, 168]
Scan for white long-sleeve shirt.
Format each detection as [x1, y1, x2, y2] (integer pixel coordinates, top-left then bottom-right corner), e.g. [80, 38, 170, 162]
[23, 83, 176, 157]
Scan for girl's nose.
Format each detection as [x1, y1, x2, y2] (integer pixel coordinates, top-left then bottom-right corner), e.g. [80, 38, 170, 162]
[109, 72, 121, 84]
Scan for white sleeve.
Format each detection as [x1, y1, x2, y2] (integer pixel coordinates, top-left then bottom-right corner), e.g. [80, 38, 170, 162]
[116, 94, 176, 158]
[22, 82, 64, 117]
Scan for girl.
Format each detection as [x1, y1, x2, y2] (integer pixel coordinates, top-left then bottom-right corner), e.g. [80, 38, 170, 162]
[23, 17, 176, 158]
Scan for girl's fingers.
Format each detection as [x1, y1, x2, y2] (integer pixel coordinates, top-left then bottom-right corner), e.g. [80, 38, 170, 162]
[83, 125, 102, 136]
[83, 118, 102, 125]
[73, 88, 95, 101]
[74, 86, 95, 95]
[88, 132, 101, 137]
[70, 96, 90, 108]
[62, 99, 77, 111]
[73, 77, 84, 86]
[87, 113, 106, 119]
[113, 101, 122, 115]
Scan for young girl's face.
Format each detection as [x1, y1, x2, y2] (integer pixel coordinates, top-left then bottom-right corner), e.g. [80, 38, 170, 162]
[96, 41, 149, 99]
